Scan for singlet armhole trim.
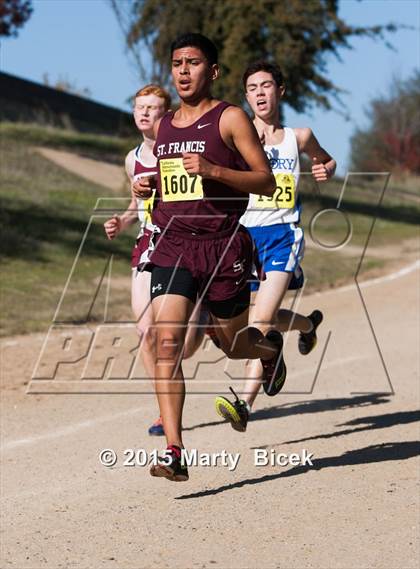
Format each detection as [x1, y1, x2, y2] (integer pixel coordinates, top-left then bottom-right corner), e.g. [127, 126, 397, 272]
[288, 127, 300, 159]
[216, 103, 243, 156]
[135, 142, 157, 169]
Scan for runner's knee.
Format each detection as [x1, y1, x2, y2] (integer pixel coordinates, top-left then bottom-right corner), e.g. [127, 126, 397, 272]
[247, 318, 274, 335]
[156, 330, 185, 361]
[137, 324, 156, 353]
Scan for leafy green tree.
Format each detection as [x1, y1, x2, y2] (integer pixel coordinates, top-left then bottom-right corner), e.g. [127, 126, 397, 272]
[110, 0, 397, 113]
[0, 0, 33, 37]
[350, 71, 420, 175]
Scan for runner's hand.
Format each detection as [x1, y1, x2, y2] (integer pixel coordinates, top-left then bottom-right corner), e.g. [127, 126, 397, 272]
[132, 175, 155, 199]
[104, 215, 122, 240]
[311, 156, 330, 182]
[182, 153, 214, 178]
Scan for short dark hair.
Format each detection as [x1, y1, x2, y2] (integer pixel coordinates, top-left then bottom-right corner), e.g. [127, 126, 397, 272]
[171, 33, 218, 66]
[243, 60, 284, 89]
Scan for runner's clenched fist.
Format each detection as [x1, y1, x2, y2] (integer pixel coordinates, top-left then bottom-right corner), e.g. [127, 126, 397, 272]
[132, 175, 156, 199]
[311, 156, 331, 182]
[182, 153, 215, 178]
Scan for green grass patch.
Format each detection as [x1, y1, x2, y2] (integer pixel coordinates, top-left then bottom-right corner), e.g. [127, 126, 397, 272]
[298, 172, 420, 247]
[0, 125, 419, 336]
[302, 249, 386, 292]
[0, 135, 136, 336]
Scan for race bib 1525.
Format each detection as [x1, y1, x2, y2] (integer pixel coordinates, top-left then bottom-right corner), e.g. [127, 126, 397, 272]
[254, 173, 295, 209]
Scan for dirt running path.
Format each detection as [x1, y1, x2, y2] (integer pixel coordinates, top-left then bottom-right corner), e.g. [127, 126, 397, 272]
[34, 147, 126, 191]
[1, 263, 419, 569]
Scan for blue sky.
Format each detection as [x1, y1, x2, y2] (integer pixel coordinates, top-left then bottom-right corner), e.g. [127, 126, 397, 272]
[2, 0, 419, 174]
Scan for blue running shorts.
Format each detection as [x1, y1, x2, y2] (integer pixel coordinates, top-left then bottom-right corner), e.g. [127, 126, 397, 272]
[247, 222, 305, 292]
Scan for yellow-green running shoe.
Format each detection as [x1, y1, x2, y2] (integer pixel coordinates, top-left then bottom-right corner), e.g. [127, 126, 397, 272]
[215, 387, 249, 432]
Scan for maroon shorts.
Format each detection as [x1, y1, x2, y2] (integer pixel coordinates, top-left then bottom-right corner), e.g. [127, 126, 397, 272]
[131, 228, 153, 270]
[149, 225, 253, 302]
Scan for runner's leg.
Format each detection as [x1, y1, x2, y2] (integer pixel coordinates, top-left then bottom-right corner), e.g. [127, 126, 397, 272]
[183, 304, 209, 359]
[131, 270, 156, 377]
[211, 287, 286, 431]
[210, 305, 278, 360]
[132, 269, 166, 435]
[152, 293, 194, 448]
[215, 271, 321, 430]
[244, 271, 292, 406]
[276, 308, 313, 332]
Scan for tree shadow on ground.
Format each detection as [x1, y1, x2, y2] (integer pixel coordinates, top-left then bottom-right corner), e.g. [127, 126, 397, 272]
[176, 440, 419, 500]
[282, 409, 420, 445]
[183, 393, 392, 432]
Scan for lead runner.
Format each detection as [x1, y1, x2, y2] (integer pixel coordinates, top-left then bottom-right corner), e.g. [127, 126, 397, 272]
[104, 84, 209, 437]
[133, 33, 286, 482]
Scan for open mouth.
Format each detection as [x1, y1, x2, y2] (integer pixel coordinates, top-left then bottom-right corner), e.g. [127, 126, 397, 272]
[257, 99, 267, 109]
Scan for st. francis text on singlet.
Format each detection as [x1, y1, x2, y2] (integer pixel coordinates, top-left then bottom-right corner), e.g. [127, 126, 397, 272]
[156, 140, 206, 156]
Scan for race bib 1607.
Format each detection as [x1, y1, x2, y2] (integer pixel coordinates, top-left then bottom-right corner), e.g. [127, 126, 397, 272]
[160, 158, 204, 202]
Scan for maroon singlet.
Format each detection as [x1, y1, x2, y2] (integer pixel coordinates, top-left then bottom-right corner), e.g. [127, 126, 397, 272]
[152, 101, 249, 235]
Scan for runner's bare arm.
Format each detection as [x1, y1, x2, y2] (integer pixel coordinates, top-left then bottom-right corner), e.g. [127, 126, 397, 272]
[103, 196, 137, 239]
[130, 126, 159, 199]
[125, 149, 136, 182]
[104, 150, 139, 239]
[122, 149, 140, 226]
[129, 145, 156, 199]
[183, 107, 275, 196]
[295, 128, 336, 182]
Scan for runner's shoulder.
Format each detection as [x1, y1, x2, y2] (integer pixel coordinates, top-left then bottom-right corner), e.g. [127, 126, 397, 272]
[222, 104, 249, 120]
[125, 147, 138, 179]
[126, 146, 138, 161]
[293, 127, 313, 148]
[220, 105, 253, 131]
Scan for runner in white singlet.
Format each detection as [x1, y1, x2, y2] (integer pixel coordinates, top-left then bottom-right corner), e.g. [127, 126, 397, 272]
[215, 61, 337, 432]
